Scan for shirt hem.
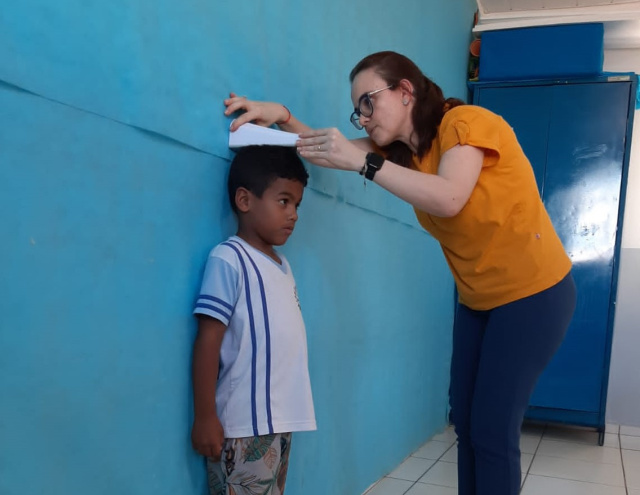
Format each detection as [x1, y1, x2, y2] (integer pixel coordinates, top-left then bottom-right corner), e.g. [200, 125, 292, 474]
[224, 420, 317, 439]
[459, 264, 572, 311]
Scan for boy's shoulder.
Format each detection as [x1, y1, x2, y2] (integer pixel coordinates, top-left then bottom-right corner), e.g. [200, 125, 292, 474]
[206, 237, 243, 267]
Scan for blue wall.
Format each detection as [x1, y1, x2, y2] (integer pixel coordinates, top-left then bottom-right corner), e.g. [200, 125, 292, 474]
[0, 2, 476, 494]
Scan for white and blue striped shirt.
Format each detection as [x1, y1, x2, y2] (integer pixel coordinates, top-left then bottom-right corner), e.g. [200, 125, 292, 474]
[194, 236, 316, 438]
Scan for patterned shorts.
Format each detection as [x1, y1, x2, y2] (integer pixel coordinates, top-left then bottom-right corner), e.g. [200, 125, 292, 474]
[207, 432, 292, 495]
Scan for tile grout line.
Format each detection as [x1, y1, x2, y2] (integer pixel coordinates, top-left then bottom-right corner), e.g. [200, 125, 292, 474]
[398, 437, 458, 494]
[618, 426, 629, 495]
[520, 423, 546, 492]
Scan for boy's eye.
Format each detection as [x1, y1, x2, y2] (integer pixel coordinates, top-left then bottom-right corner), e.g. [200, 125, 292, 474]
[279, 199, 288, 205]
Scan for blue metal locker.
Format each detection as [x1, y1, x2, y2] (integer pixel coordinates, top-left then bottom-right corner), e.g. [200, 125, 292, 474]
[471, 75, 637, 444]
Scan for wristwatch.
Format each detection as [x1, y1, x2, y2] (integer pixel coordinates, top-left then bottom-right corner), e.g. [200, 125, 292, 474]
[359, 152, 385, 181]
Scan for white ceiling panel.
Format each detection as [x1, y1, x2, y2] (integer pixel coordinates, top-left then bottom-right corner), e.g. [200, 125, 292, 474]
[475, 0, 640, 33]
[481, 0, 511, 14]
[478, 0, 640, 15]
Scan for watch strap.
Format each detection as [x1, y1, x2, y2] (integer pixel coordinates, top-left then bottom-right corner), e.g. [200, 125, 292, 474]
[363, 152, 385, 181]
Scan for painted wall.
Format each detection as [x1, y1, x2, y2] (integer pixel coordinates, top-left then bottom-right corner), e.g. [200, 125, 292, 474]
[0, 1, 477, 494]
[603, 46, 640, 427]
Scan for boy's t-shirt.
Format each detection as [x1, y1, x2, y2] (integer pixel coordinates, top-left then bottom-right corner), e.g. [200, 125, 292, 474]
[193, 236, 316, 438]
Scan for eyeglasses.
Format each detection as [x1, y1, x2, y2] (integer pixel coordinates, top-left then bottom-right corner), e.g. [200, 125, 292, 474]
[350, 85, 394, 130]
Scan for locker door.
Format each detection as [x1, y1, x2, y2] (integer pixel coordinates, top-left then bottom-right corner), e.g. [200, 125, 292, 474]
[474, 80, 633, 420]
[531, 82, 632, 412]
[475, 85, 552, 195]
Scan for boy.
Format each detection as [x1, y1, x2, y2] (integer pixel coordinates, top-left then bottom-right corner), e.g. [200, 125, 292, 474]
[191, 145, 315, 495]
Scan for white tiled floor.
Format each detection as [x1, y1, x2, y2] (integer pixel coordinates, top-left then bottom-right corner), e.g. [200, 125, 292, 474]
[363, 422, 640, 494]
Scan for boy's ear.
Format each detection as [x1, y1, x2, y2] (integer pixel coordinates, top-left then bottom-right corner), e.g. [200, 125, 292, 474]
[235, 187, 251, 213]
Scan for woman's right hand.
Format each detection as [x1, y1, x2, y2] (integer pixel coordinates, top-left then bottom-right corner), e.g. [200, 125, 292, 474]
[224, 92, 289, 132]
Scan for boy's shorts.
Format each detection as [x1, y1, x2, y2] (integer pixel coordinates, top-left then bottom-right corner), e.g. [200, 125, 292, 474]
[207, 432, 292, 495]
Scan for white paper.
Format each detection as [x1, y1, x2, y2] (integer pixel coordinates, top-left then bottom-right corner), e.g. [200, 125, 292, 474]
[228, 122, 299, 148]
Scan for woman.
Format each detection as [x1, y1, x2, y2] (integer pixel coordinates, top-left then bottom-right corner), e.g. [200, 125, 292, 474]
[224, 51, 576, 495]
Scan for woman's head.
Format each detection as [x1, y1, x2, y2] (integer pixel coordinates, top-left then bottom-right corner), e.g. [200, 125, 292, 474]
[349, 51, 463, 167]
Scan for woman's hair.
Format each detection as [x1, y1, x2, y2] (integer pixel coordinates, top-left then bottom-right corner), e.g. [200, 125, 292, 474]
[349, 51, 464, 168]
[228, 145, 308, 213]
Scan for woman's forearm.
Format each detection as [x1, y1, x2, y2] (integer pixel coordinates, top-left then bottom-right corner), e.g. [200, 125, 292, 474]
[277, 114, 312, 135]
[373, 145, 484, 217]
[374, 161, 463, 217]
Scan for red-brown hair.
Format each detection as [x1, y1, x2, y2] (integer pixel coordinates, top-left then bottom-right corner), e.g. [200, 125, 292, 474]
[350, 51, 464, 168]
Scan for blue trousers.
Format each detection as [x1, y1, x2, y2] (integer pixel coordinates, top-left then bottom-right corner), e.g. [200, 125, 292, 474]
[450, 273, 576, 495]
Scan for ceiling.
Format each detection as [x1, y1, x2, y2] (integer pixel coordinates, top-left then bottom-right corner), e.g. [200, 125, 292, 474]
[474, 0, 640, 46]
[478, 0, 640, 15]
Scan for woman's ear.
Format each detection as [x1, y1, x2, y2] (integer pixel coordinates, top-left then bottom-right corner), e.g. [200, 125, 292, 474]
[235, 187, 251, 213]
[398, 79, 415, 105]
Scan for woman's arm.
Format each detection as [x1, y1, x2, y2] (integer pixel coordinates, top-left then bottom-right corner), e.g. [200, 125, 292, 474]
[374, 145, 483, 217]
[297, 127, 483, 218]
[224, 93, 311, 134]
[223, 94, 376, 153]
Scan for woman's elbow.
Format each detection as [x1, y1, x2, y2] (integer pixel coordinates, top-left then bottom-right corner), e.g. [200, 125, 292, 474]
[439, 197, 465, 218]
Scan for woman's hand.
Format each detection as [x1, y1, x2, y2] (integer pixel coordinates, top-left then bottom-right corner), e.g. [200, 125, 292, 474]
[297, 128, 367, 172]
[224, 92, 289, 131]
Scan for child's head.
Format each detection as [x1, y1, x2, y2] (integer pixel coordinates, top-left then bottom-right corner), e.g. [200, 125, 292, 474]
[228, 145, 309, 246]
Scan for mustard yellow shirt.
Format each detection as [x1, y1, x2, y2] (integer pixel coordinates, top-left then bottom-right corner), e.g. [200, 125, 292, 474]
[412, 105, 571, 310]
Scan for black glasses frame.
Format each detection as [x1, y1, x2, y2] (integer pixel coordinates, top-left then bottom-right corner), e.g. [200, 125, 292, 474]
[350, 85, 394, 130]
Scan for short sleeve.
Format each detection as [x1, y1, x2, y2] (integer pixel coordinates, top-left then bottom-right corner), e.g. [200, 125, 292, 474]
[438, 106, 503, 165]
[193, 255, 239, 325]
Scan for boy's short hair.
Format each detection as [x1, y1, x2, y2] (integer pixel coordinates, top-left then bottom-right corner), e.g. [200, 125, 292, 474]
[228, 145, 309, 213]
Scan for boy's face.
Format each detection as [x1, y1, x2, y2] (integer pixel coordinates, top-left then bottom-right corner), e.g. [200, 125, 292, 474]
[241, 178, 304, 247]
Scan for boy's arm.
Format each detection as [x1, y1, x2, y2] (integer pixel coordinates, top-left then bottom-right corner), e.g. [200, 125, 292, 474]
[191, 315, 227, 460]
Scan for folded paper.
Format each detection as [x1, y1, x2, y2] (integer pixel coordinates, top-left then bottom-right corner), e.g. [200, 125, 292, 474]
[228, 122, 299, 148]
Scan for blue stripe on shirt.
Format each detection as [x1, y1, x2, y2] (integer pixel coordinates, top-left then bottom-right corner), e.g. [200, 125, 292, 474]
[194, 303, 231, 322]
[198, 295, 234, 311]
[222, 242, 259, 437]
[230, 240, 274, 434]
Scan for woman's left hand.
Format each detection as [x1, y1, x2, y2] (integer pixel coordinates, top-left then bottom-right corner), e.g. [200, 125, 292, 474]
[297, 128, 366, 172]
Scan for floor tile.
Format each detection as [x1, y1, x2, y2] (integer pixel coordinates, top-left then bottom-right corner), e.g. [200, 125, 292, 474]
[520, 433, 542, 454]
[628, 490, 640, 495]
[543, 425, 601, 445]
[543, 426, 620, 448]
[536, 438, 622, 465]
[440, 444, 456, 463]
[621, 425, 640, 437]
[529, 454, 625, 486]
[418, 461, 457, 488]
[521, 474, 626, 495]
[438, 444, 532, 473]
[623, 449, 640, 489]
[406, 483, 457, 495]
[430, 427, 457, 444]
[388, 457, 436, 482]
[605, 423, 620, 434]
[621, 434, 640, 451]
[411, 440, 453, 460]
[364, 477, 413, 495]
[521, 453, 534, 473]
[603, 433, 620, 448]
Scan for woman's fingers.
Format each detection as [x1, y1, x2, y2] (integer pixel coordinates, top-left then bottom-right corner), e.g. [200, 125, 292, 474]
[297, 128, 337, 154]
[224, 94, 284, 130]
[298, 128, 327, 139]
[224, 98, 249, 117]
